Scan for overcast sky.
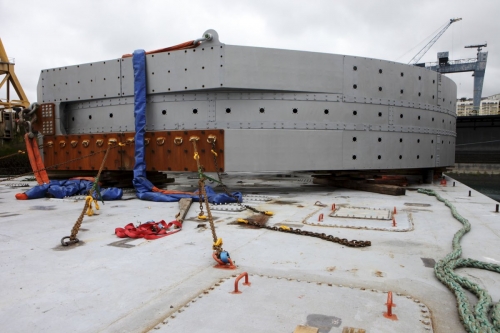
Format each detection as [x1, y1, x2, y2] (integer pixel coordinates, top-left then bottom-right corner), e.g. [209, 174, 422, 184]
[1, 0, 498, 103]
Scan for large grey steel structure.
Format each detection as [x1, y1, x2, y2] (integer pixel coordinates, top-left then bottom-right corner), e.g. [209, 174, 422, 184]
[37, 30, 456, 172]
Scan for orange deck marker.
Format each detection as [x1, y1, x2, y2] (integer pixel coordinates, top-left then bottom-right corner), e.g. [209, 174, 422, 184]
[383, 291, 398, 320]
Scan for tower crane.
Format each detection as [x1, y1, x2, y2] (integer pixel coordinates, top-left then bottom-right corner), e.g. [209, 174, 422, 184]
[408, 18, 462, 65]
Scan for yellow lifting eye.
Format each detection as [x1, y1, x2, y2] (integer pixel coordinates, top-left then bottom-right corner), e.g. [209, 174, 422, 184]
[207, 135, 217, 144]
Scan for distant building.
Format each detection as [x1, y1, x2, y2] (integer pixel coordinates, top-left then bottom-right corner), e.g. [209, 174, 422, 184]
[488, 93, 500, 100]
[456, 94, 500, 116]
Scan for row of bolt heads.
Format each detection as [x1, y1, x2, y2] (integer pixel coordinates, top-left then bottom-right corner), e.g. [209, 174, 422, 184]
[157, 275, 432, 329]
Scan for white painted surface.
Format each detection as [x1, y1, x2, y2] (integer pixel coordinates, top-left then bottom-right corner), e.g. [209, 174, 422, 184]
[0, 173, 498, 333]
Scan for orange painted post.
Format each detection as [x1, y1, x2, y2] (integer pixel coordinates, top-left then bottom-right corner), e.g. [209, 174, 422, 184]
[392, 216, 396, 227]
[332, 203, 336, 211]
[393, 206, 396, 214]
[318, 214, 324, 222]
[383, 291, 398, 320]
[212, 252, 225, 265]
[231, 272, 251, 294]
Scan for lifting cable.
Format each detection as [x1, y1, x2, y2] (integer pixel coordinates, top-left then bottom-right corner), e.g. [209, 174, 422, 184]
[0, 150, 25, 161]
[419, 188, 500, 333]
[121, 32, 213, 58]
[61, 142, 114, 246]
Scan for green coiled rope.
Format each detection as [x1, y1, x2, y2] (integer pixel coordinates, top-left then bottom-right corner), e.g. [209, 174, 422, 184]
[418, 188, 500, 333]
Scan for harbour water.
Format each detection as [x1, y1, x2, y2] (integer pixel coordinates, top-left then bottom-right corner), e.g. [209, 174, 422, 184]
[447, 172, 500, 202]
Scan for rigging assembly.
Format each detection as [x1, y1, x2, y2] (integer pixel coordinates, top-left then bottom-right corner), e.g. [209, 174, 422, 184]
[4, 29, 458, 257]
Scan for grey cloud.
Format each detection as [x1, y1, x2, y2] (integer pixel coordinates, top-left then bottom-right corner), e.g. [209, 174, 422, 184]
[1, 0, 498, 102]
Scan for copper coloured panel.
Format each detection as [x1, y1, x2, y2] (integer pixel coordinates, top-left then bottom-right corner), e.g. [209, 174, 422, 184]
[119, 133, 136, 171]
[43, 134, 122, 171]
[42, 130, 224, 172]
[142, 130, 225, 172]
[42, 135, 56, 170]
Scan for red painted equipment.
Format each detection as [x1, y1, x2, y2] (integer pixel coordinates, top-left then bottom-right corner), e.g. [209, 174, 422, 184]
[383, 291, 398, 320]
[212, 252, 236, 270]
[231, 272, 251, 294]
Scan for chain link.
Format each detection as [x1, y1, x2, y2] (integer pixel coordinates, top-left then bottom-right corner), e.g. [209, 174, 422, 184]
[62, 143, 113, 246]
[191, 138, 223, 255]
[244, 220, 371, 247]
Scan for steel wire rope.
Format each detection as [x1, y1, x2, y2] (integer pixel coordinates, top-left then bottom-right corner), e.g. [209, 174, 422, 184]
[0, 150, 25, 160]
[393, 22, 448, 63]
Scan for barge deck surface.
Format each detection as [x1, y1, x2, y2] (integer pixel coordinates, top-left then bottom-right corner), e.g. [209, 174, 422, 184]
[1, 172, 499, 333]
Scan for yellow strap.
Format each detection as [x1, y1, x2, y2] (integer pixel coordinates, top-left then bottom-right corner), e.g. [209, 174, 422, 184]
[194, 152, 199, 160]
[210, 149, 218, 157]
[264, 211, 274, 216]
[237, 218, 248, 224]
[213, 238, 223, 247]
[197, 214, 207, 220]
[94, 199, 100, 210]
[85, 195, 93, 203]
[118, 142, 126, 146]
[279, 225, 290, 231]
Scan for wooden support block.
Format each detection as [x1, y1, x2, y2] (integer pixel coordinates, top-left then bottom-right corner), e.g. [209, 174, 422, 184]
[293, 325, 319, 333]
[342, 327, 366, 333]
[177, 198, 193, 223]
[366, 178, 409, 186]
[313, 178, 406, 196]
